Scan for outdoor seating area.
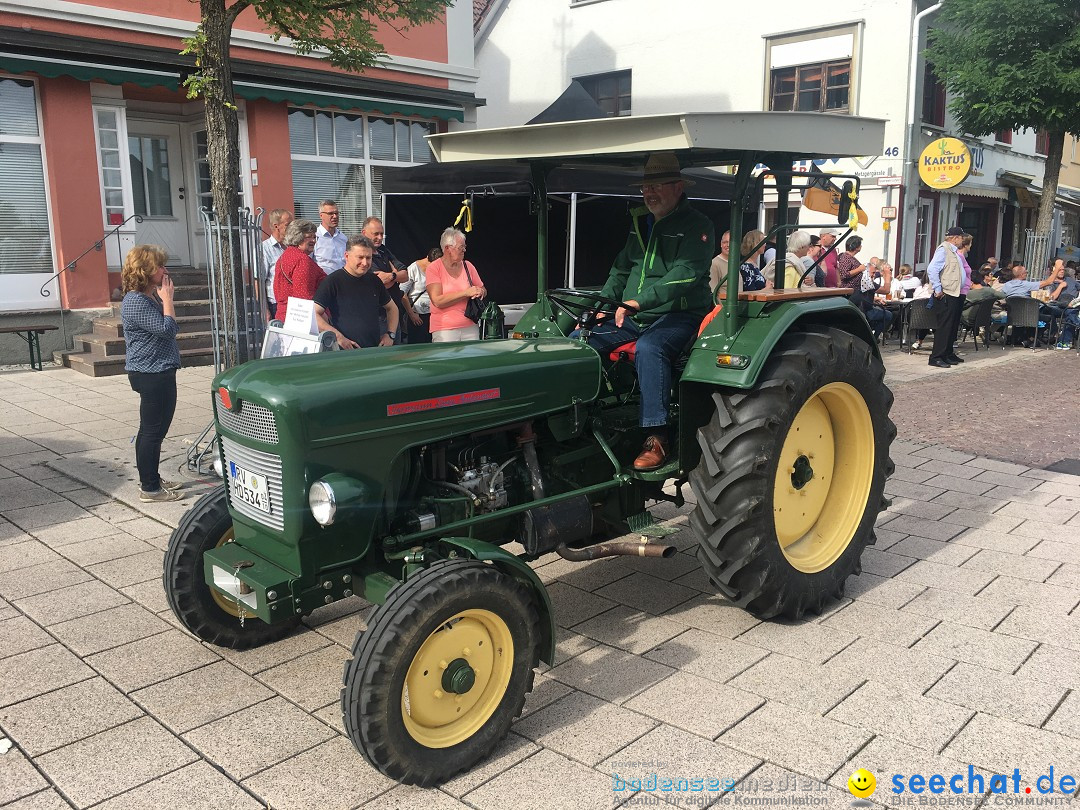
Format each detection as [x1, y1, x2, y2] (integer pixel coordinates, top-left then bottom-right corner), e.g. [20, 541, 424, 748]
[879, 292, 1077, 357]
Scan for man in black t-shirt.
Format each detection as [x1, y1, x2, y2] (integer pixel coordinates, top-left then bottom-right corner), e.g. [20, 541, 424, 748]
[313, 235, 398, 349]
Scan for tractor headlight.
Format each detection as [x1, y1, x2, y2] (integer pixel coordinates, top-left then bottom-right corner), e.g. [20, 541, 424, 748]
[309, 481, 337, 526]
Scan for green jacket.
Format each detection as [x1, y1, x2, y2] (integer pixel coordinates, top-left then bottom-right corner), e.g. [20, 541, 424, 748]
[600, 196, 715, 325]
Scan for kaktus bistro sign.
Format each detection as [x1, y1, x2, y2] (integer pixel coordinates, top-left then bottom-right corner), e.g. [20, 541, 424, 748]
[918, 137, 973, 190]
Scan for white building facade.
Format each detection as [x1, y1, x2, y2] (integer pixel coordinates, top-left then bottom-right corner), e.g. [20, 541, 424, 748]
[474, 0, 1053, 271]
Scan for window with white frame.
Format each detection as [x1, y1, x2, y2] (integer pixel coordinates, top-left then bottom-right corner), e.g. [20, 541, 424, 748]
[94, 108, 128, 226]
[0, 77, 54, 274]
[288, 108, 435, 235]
[577, 71, 632, 117]
[192, 129, 245, 214]
[194, 130, 213, 213]
[765, 27, 859, 115]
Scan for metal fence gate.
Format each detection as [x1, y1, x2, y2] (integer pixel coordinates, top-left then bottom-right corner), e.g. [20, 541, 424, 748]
[188, 207, 268, 476]
[1023, 230, 1052, 279]
[200, 207, 268, 372]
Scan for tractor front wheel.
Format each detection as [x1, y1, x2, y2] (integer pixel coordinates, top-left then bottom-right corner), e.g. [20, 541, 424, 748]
[690, 327, 894, 619]
[341, 559, 539, 786]
[163, 485, 300, 649]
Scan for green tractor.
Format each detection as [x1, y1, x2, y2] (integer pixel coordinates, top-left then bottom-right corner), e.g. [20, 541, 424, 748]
[164, 112, 894, 786]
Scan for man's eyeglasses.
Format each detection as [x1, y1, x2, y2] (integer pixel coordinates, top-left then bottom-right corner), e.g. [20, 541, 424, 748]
[320, 211, 340, 218]
[639, 181, 678, 193]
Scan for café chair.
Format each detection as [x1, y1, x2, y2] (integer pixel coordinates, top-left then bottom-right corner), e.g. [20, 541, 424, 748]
[906, 300, 937, 353]
[960, 298, 996, 352]
[1004, 297, 1042, 351]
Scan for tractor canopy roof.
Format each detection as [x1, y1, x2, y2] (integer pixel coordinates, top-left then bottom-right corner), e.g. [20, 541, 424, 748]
[426, 112, 887, 170]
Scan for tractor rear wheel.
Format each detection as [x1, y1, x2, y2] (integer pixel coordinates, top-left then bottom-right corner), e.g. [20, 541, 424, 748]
[341, 559, 539, 786]
[163, 485, 300, 649]
[689, 327, 894, 620]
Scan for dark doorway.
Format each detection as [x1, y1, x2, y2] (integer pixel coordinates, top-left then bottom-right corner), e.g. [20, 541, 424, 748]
[958, 202, 993, 268]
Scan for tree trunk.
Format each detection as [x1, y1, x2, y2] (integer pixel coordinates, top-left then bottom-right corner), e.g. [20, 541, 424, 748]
[1033, 129, 1066, 276]
[200, 0, 247, 366]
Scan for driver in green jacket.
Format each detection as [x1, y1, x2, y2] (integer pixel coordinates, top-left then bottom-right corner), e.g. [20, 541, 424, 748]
[587, 152, 715, 470]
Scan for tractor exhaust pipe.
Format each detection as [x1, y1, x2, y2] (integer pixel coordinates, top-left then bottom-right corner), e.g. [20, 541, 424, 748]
[556, 540, 677, 561]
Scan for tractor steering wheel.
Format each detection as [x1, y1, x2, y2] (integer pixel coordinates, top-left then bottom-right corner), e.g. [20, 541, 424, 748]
[545, 288, 636, 331]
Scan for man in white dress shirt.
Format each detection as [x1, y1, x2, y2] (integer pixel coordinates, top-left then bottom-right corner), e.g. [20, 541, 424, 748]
[314, 199, 347, 275]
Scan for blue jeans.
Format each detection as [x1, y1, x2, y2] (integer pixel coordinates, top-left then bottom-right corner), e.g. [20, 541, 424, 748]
[866, 307, 893, 336]
[579, 312, 700, 428]
[127, 369, 177, 492]
[1060, 309, 1080, 345]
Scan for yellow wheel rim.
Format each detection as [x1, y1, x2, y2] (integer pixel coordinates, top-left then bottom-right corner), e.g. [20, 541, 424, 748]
[401, 609, 513, 749]
[772, 382, 874, 573]
[210, 528, 241, 618]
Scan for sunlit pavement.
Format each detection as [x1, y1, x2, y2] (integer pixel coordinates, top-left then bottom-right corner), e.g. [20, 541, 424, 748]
[0, 349, 1077, 810]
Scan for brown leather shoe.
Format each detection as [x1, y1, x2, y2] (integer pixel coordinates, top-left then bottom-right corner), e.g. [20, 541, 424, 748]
[633, 435, 667, 471]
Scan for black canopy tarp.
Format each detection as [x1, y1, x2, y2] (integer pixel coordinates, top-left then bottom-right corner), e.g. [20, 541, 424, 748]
[381, 162, 739, 199]
[526, 79, 605, 125]
[380, 85, 755, 303]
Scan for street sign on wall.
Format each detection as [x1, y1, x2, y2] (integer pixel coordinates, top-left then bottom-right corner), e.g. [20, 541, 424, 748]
[881, 206, 897, 220]
[877, 176, 903, 187]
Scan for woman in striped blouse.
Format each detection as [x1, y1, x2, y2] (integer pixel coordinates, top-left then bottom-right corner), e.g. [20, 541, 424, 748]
[120, 245, 184, 503]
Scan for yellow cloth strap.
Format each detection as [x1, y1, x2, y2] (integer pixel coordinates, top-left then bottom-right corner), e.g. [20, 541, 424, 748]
[454, 197, 473, 233]
[847, 187, 860, 231]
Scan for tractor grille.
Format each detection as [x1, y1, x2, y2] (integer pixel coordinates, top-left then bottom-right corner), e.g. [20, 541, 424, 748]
[216, 392, 278, 444]
[220, 435, 285, 531]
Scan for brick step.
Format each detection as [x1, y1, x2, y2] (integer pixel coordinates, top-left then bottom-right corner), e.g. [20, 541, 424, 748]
[72, 330, 215, 359]
[58, 351, 126, 378]
[92, 314, 212, 338]
[174, 285, 210, 302]
[164, 267, 206, 285]
[175, 300, 212, 317]
[175, 315, 213, 334]
[92, 317, 123, 339]
[56, 345, 216, 377]
[111, 293, 212, 315]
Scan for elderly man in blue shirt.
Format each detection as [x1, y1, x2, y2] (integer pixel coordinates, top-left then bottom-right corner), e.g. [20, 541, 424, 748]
[1000, 263, 1062, 346]
[926, 226, 968, 368]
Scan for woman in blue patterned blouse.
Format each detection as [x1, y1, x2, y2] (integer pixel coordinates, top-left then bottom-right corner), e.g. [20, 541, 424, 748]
[120, 245, 184, 503]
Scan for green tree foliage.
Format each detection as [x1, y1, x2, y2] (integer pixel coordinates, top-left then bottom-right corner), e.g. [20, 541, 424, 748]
[182, 0, 449, 364]
[925, 0, 1080, 239]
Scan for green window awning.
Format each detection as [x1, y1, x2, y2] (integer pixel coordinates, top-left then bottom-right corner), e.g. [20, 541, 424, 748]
[0, 53, 180, 90]
[0, 52, 466, 122]
[233, 81, 465, 122]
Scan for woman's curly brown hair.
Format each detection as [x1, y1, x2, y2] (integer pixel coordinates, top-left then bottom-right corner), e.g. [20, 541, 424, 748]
[121, 245, 168, 294]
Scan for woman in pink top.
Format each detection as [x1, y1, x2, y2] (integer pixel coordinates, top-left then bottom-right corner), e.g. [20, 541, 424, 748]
[426, 227, 487, 342]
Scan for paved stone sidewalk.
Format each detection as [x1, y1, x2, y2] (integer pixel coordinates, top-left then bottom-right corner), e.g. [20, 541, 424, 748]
[0, 350, 1078, 810]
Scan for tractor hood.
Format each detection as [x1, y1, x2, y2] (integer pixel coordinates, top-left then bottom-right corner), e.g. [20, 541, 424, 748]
[213, 338, 602, 446]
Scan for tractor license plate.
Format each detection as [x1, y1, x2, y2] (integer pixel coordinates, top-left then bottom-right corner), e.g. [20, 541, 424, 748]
[228, 462, 270, 513]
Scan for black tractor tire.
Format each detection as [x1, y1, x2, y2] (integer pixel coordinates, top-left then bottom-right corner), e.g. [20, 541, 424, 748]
[689, 327, 895, 620]
[341, 559, 539, 786]
[163, 485, 300, 649]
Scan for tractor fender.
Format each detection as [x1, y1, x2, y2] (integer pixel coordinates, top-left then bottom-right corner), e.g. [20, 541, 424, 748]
[677, 298, 877, 475]
[681, 297, 876, 391]
[437, 537, 556, 666]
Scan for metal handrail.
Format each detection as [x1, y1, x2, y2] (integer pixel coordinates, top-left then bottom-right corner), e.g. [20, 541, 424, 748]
[39, 214, 143, 298]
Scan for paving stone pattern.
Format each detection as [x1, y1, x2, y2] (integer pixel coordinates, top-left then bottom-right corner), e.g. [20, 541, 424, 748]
[0, 349, 1078, 808]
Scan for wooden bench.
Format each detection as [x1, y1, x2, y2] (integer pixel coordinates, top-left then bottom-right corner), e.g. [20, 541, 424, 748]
[0, 325, 59, 370]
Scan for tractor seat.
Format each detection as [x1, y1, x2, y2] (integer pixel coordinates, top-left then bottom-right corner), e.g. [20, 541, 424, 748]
[608, 337, 692, 377]
[608, 306, 721, 364]
[609, 342, 637, 362]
